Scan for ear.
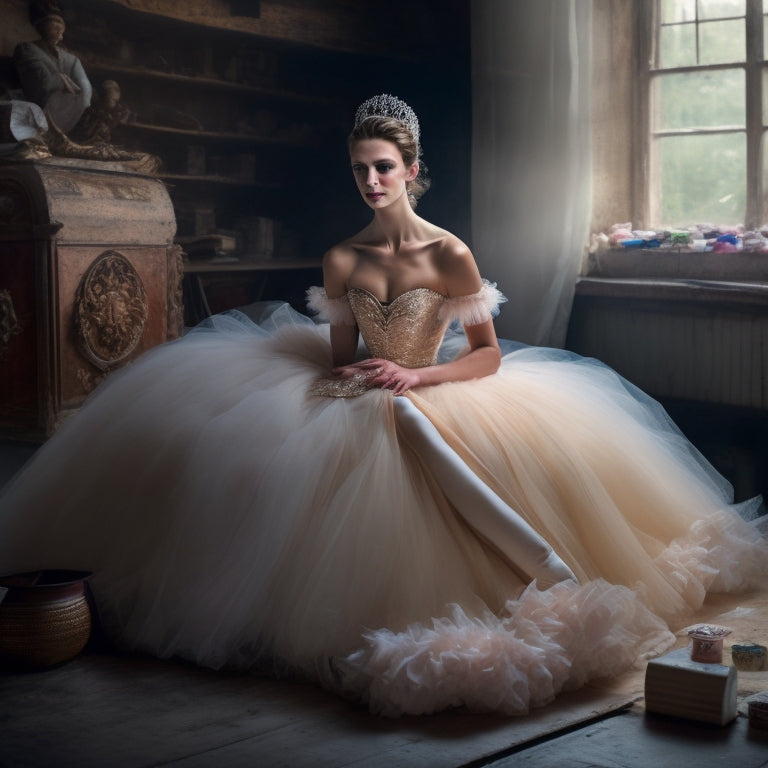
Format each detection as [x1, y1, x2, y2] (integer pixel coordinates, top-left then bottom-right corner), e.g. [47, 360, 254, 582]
[406, 162, 419, 182]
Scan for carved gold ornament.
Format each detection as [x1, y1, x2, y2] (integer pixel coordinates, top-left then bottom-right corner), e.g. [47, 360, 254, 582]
[74, 250, 147, 370]
[0, 289, 23, 358]
[0, 180, 32, 226]
[166, 243, 184, 339]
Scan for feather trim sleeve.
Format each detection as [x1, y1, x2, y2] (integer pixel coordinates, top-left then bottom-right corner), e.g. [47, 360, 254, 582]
[439, 280, 507, 326]
[305, 286, 357, 326]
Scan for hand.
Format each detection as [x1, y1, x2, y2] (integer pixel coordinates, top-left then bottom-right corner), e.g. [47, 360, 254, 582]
[332, 358, 421, 396]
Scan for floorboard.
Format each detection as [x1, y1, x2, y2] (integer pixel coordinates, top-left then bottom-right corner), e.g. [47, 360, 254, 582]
[486, 704, 768, 768]
[0, 649, 636, 768]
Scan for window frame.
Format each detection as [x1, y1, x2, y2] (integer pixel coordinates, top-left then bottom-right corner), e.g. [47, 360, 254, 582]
[636, 0, 764, 230]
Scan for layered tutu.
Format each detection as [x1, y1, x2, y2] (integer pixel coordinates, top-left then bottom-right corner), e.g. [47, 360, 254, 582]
[0, 301, 764, 716]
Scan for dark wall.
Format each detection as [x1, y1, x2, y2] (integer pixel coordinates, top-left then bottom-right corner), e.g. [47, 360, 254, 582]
[293, 3, 473, 254]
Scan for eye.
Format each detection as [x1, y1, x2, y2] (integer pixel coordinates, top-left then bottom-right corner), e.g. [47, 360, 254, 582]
[376, 164, 394, 174]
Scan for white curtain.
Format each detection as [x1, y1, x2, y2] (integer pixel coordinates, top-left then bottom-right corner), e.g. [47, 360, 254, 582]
[471, 0, 593, 347]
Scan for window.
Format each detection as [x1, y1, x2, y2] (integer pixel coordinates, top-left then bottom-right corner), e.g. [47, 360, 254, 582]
[648, 0, 765, 228]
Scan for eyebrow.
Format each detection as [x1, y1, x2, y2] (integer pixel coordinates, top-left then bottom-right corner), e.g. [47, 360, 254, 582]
[351, 158, 396, 165]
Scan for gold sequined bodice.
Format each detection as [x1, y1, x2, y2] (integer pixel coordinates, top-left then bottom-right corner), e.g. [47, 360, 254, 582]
[347, 287, 450, 368]
[308, 284, 496, 398]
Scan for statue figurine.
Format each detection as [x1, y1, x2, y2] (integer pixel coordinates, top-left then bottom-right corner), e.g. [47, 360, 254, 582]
[70, 80, 133, 145]
[13, 0, 92, 134]
[8, 0, 159, 174]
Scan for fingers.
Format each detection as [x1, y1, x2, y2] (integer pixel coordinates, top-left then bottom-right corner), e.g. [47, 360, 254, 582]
[368, 368, 394, 386]
[332, 359, 383, 377]
[332, 364, 387, 384]
[329, 359, 414, 394]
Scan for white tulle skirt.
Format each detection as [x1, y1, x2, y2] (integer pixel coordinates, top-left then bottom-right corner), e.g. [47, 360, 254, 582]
[0, 303, 765, 716]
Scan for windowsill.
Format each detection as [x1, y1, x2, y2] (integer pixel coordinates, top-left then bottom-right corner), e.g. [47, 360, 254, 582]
[575, 276, 768, 309]
[579, 248, 768, 308]
[583, 247, 768, 282]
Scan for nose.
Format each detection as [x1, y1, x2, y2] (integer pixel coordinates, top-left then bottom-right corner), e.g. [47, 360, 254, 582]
[366, 168, 379, 187]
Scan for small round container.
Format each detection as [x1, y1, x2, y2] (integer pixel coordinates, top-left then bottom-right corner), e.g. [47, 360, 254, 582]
[731, 643, 767, 672]
[748, 693, 768, 731]
[688, 624, 731, 664]
[0, 569, 93, 668]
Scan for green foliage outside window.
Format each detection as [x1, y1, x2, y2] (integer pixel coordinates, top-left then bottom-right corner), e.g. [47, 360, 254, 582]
[654, 0, 758, 227]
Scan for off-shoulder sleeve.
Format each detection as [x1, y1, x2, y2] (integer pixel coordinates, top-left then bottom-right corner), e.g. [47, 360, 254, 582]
[305, 286, 357, 325]
[438, 279, 507, 326]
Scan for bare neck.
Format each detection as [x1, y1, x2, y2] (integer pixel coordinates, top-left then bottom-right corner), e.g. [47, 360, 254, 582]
[369, 199, 427, 251]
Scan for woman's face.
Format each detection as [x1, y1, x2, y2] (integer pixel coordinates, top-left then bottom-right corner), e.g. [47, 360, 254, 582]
[350, 138, 418, 210]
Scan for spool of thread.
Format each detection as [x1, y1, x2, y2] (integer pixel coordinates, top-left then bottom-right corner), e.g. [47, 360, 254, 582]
[688, 625, 731, 664]
[747, 692, 768, 730]
[731, 643, 766, 671]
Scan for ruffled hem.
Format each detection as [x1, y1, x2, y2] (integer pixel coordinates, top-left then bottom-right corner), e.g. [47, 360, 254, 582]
[331, 506, 767, 718]
[649, 501, 768, 613]
[334, 579, 675, 717]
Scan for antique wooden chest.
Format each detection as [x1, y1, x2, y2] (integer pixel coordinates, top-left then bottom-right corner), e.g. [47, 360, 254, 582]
[0, 157, 182, 439]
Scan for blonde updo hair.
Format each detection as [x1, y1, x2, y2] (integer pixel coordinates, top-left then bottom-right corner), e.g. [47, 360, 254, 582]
[348, 116, 431, 208]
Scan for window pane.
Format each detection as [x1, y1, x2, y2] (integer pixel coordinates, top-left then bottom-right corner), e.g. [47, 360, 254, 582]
[656, 133, 745, 226]
[698, 0, 745, 19]
[763, 67, 768, 125]
[760, 130, 768, 222]
[764, 13, 768, 59]
[699, 19, 745, 63]
[659, 23, 697, 67]
[655, 70, 745, 130]
[662, 0, 696, 23]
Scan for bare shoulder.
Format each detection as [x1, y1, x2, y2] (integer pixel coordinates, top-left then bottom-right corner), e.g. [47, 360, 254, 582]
[434, 232, 474, 264]
[431, 232, 482, 294]
[322, 238, 361, 297]
[323, 241, 357, 269]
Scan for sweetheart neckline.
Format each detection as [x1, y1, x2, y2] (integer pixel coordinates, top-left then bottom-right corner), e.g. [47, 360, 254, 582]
[347, 286, 444, 307]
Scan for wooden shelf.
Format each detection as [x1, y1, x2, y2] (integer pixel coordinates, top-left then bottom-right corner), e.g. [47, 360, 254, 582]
[84, 59, 329, 104]
[183, 259, 321, 274]
[126, 120, 308, 146]
[92, 0, 444, 61]
[160, 173, 285, 189]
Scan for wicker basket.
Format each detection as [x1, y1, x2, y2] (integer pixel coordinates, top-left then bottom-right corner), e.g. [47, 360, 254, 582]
[0, 569, 93, 668]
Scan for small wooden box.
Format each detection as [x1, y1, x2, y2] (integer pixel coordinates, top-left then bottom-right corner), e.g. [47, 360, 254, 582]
[645, 647, 738, 725]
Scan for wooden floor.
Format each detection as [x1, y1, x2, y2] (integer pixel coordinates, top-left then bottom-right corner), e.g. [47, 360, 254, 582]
[1, 441, 767, 768]
[0, 639, 767, 768]
[0, 647, 637, 768]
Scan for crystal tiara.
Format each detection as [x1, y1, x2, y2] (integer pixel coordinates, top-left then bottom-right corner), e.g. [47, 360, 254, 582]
[353, 94, 420, 146]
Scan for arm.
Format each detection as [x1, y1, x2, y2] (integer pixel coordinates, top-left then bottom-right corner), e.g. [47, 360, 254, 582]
[322, 246, 359, 367]
[407, 317, 501, 386]
[419, 238, 502, 381]
[66, 53, 92, 105]
[14, 43, 58, 107]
